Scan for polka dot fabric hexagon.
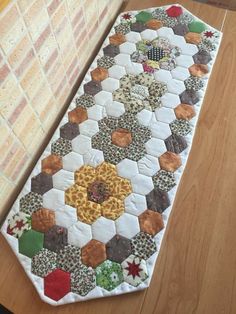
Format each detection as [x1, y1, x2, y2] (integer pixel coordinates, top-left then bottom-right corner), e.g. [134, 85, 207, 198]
[1, 4, 222, 306]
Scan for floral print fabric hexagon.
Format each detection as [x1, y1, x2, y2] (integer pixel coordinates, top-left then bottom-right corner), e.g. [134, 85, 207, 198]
[65, 162, 132, 223]
[113, 73, 167, 113]
[1, 4, 222, 306]
[92, 113, 151, 164]
[132, 37, 181, 73]
[96, 260, 123, 291]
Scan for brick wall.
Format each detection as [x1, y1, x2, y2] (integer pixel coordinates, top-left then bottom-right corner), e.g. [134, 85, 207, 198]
[0, 0, 123, 221]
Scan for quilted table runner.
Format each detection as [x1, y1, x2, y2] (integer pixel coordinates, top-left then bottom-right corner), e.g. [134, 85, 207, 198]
[1, 4, 222, 306]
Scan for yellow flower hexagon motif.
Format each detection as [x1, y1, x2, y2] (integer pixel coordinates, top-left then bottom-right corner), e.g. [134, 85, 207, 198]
[74, 165, 96, 188]
[65, 162, 132, 224]
[65, 185, 87, 208]
[101, 197, 124, 220]
[77, 200, 101, 224]
[96, 162, 117, 182]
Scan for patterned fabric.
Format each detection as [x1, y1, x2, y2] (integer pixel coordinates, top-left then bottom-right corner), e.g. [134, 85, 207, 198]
[92, 114, 151, 164]
[96, 260, 123, 291]
[152, 170, 176, 192]
[131, 36, 180, 73]
[121, 254, 148, 287]
[1, 4, 222, 305]
[31, 248, 57, 277]
[113, 73, 166, 113]
[7, 212, 31, 238]
[65, 163, 132, 223]
[131, 232, 157, 260]
[19, 192, 43, 215]
[57, 245, 81, 272]
[71, 265, 96, 296]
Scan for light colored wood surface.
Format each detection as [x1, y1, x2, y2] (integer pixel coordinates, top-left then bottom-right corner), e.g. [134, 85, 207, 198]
[1, 1, 236, 313]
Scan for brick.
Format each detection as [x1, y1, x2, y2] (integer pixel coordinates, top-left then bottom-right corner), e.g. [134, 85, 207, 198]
[0, 82, 22, 120]
[15, 111, 42, 148]
[24, 0, 44, 20]
[78, 44, 92, 68]
[17, 0, 33, 13]
[83, 0, 98, 23]
[0, 63, 10, 83]
[24, 7, 49, 41]
[69, 64, 80, 86]
[11, 153, 29, 181]
[20, 60, 44, 99]
[57, 85, 70, 106]
[108, 0, 122, 13]
[8, 35, 32, 68]
[63, 47, 76, 72]
[48, 63, 65, 93]
[88, 20, 99, 39]
[54, 16, 67, 38]
[31, 82, 52, 116]
[15, 49, 35, 78]
[99, 5, 108, 22]
[0, 120, 15, 163]
[27, 127, 45, 155]
[0, 176, 13, 200]
[47, 0, 60, 16]
[26, 80, 44, 100]
[67, 0, 81, 13]
[55, 76, 67, 98]
[3, 145, 27, 180]
[0, 139, 20, 172]
[0, 4, 19, 38]
[0, 135, 15, 166]
[96, 0, 108, 14]
[39, 97, 56, 122]
[0, 75, 18, 116]
[75, 28, 88, 49]
[41, 99, 58, 131]
[44, 49, 59, 73]
[8, 98, 27, 125]
[0, 118, 11, 144]
[47, 58, 62, 83]
[37, 33, 57, 66]
[12, 104, 35, 135]
[0, 20, 26, 54]
[73, 17, 86, 40]
[34, 25, 51, 51]
[87, 11, 98, 29]
[61, 38, 75, 62]
[66, 56, 78, 78]
[72, 7, 84, 28]
[51, 3, 66, 30]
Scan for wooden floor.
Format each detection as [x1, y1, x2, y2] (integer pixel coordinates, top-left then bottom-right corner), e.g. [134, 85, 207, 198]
[1, 1, 236, 313]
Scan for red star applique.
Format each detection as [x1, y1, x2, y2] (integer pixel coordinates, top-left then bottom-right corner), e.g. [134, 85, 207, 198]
[122, 13, 132, 20]
[15, 220, 25, 230]
[125, 260, 142, 279]
[204, 31, 214, 38]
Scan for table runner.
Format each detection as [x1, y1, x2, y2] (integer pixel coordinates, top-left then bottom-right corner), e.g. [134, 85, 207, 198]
[1, 4, 222, 306]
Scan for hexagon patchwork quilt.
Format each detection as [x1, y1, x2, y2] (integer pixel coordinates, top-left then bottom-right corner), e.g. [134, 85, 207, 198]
[1, 4, 222, 306]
